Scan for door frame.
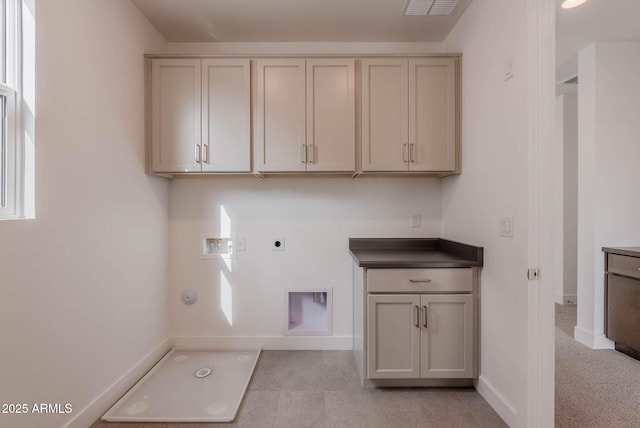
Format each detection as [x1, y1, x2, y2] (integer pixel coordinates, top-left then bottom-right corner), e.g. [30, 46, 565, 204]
[526, 0, 556, 426]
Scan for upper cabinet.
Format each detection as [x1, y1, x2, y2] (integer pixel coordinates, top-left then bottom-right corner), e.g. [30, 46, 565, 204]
[150, 59, 202, 173]
[148, 58, 251, 173]
[147, 55, 459, 177]
[361, 57, 459, 173]
[255, 58, 356, 173]
[201, 59, 251, 172]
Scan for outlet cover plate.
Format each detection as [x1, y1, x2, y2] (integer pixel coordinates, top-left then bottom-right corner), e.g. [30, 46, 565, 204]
[499, 217, 514, 238]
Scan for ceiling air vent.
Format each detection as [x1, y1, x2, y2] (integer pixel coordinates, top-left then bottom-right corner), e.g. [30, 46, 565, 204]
[404, 0, 434, 15]
[403, 0, 459, 16]
[428, 0, 459, 15]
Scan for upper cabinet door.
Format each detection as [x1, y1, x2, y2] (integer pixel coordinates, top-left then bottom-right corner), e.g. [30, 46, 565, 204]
[255, 59, 306, 172]
[201, 59, 251, 172]
[306, 59, 355, 172]
[151, 59, 201, 173]
[408, 58, 457, 172]
[361, 58, 409, 172]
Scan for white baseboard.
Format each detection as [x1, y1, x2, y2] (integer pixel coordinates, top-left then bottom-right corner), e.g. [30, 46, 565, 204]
[574, 326, 614, 349]
[554, 293, 577, 305]
[475, 376, 517, 427]
[63, 338, 172, 428]
[171, 335, 353, 350]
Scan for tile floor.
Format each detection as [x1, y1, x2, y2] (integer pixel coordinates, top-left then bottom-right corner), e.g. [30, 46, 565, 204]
[92, 350, 507, 428]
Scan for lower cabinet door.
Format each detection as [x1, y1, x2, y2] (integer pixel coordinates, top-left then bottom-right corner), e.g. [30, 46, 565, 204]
[420, 294, 474, 378]
[367, 294, 421, 378]
[607, 273, 640, 352]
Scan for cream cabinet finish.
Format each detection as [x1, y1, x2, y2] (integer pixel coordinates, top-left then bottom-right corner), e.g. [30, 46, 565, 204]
[149, 58, 250, 173]
[367, 293, 473, 379]
[255, 59, 306, 172]
[306, 59, 356, 172]
[361, 57, 458, 173]
[367, 294, 421, 378]
[201, 59, 251, 172]
[367, 268, 472, 293]
[420, 294, 473, 378]
[150, 59, 202, 173]
[255, 58, 355, 173]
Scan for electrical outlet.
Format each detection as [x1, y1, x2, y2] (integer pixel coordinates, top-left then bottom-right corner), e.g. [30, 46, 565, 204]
[272, 238, 285, 251]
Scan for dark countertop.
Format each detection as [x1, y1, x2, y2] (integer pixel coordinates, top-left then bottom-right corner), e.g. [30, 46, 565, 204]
[603, 247, 640, 258]
[350, 238, 483, 269]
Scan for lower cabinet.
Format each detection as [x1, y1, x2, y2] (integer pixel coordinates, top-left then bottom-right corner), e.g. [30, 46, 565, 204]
[367, 293, 474, 379]
[604, 249, 640, 358]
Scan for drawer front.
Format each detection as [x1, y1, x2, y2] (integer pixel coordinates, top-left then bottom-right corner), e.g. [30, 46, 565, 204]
[367, 268, 473, 293]
[608, 254, 640, 280]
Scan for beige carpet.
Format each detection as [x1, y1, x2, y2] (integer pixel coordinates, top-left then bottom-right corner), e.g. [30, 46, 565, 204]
[555, 304, 640, 427]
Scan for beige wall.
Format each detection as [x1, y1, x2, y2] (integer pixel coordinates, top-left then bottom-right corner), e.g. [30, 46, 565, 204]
[0, 1, 169, 426]
[169, 176, 442, 348]
[576, 41, 640, 349]
[555, 92, 578, 305]
[441, 0, 531, 425]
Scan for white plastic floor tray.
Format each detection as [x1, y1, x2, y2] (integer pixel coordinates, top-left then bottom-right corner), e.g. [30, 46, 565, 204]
[102, 348, 260, 422]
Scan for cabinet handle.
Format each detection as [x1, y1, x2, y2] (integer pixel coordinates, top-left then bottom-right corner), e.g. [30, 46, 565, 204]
[423, 305, 428, 328]
[308, 144, 314, 164]
[403, 144, 408, 163]
[203, 144, 209, 164]
[301, 144, 307, 164]
[415, 305, 420, 328]
[409, 279, 433, 283]
[195, 144, 201, 164]
[410, 143, 416, 163]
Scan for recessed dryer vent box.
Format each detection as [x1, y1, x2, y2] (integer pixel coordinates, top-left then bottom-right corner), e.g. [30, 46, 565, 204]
[284, 288, 333, 336]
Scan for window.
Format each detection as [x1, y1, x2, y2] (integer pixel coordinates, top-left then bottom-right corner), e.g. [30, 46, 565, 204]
[1, 94, 5, 208]
[1, 0, 5, 83]
[1, 83, 16, 209]
[1, 0, 8, 211]
[0, 0, 27, 219]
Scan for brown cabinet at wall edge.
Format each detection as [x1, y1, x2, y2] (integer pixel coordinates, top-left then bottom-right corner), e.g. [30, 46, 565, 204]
[149, 58, 251, 173]
[361, 57, 459, 173]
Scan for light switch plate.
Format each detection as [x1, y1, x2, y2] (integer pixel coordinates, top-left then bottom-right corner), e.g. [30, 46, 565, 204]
[499, 217, 514, 237]
[411, 213, 421, 228]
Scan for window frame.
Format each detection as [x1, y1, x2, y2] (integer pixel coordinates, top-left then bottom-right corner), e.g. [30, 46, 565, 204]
[0, 0, 23, 219]
[1, 0, 6, 83]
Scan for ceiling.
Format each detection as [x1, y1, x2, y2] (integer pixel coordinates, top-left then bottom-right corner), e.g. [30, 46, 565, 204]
[131, 0, 472, 43]
[131, 0, 640, 81]
[556, 0, 640, 82]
